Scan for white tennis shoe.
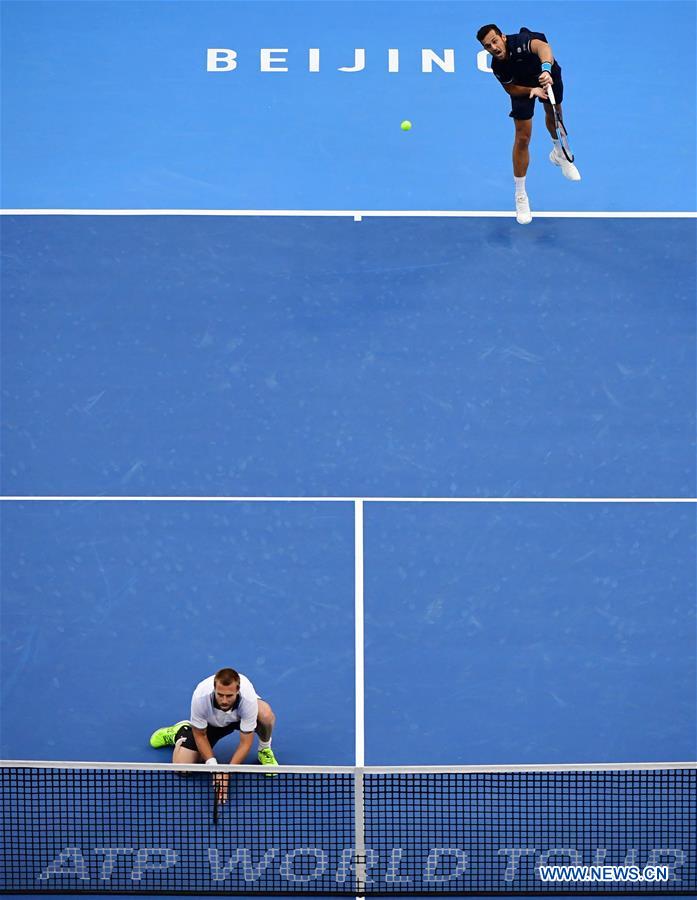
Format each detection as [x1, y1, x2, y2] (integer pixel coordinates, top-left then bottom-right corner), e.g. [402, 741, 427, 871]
[549, 148, 581, 181]
[515, 193, 532, 225]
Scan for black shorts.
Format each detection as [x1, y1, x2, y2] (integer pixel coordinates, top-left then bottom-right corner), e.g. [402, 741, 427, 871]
[175, 722, 253, 751]
[509, 69, 564, 120]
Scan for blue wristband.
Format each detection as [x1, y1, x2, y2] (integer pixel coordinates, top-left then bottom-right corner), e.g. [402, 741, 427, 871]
[541, 62, 552, 72]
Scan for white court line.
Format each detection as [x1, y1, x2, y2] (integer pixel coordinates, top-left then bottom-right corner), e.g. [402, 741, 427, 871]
[354, 500, 366, 898]
[0, 209, 695, 218]
[1, 495, 695, 503]
[354, 500, 365, 767]
[4, 759, 694, 772]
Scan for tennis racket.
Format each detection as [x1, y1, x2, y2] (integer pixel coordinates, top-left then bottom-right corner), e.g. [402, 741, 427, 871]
[212, 778, 219, 825]
[211, 769, 227, 825]
[546, 86, 574, 162]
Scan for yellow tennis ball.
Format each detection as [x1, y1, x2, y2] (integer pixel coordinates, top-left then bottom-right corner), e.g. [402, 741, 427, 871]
[401, 120, 412, 131]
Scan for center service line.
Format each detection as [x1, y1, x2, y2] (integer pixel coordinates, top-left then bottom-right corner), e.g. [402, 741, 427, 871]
[355, 499, 365, 768]
[354, 499, 367, 898]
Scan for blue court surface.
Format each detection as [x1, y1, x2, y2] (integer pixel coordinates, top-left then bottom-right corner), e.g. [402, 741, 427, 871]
[2, 215, 695, 499]
[1, 1, 696, 898]
[1, 1, 696, 211]
[1, 498, 695, 764]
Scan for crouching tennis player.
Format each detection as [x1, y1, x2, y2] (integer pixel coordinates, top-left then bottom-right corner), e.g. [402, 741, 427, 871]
[150, 667, 278, 779]
[477, 25, 581, 224]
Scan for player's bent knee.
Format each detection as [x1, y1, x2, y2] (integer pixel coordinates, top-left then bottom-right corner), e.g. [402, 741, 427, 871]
[173, 746, 200, 766]
[257, 699, 271, 715]
[258, 701, 276, 725]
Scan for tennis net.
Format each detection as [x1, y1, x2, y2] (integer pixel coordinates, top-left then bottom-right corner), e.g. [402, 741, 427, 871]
[1, 761, 695, 895]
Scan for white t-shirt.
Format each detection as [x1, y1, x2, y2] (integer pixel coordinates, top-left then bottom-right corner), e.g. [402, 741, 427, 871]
[190, 673, 259, 733]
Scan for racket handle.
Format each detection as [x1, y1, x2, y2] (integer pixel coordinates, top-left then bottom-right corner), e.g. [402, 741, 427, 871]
[547, 86, 557, 105]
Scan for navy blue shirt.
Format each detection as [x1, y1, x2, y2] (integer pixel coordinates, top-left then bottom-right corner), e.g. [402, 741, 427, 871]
[491, 28, 560, 88]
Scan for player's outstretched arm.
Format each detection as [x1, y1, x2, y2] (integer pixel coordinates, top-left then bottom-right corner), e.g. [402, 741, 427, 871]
[530, 38, 555, 87]
[530, 38, 554, 65]
[229, 731, 255, 765]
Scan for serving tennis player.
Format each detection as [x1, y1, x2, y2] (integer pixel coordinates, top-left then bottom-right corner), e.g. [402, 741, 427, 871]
[149, 667, 278, 777]
[477, 25, 581, 224]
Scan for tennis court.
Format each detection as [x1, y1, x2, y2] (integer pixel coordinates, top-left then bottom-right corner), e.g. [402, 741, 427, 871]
[1, 1, 695, 897]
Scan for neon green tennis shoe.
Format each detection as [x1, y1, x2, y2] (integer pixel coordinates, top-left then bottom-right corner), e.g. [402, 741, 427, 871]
[258, 747, 279, 775]
[149, 721, 190, 749]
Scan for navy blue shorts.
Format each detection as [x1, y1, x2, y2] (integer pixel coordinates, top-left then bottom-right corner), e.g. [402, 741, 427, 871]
[509, 70, 564, 120]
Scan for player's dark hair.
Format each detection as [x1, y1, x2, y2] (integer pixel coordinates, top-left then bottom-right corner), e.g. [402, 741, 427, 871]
[214, 667, 240, 687]
[476, 24, 502, 43]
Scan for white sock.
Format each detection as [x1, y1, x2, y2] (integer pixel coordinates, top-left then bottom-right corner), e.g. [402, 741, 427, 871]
[552, 139, 561, 154]
[258, 738, 271, 750]
[514, 176, 526, 195]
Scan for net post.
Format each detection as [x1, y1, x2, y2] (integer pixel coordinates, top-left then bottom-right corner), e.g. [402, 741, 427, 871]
[354, 766, 366, 897]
